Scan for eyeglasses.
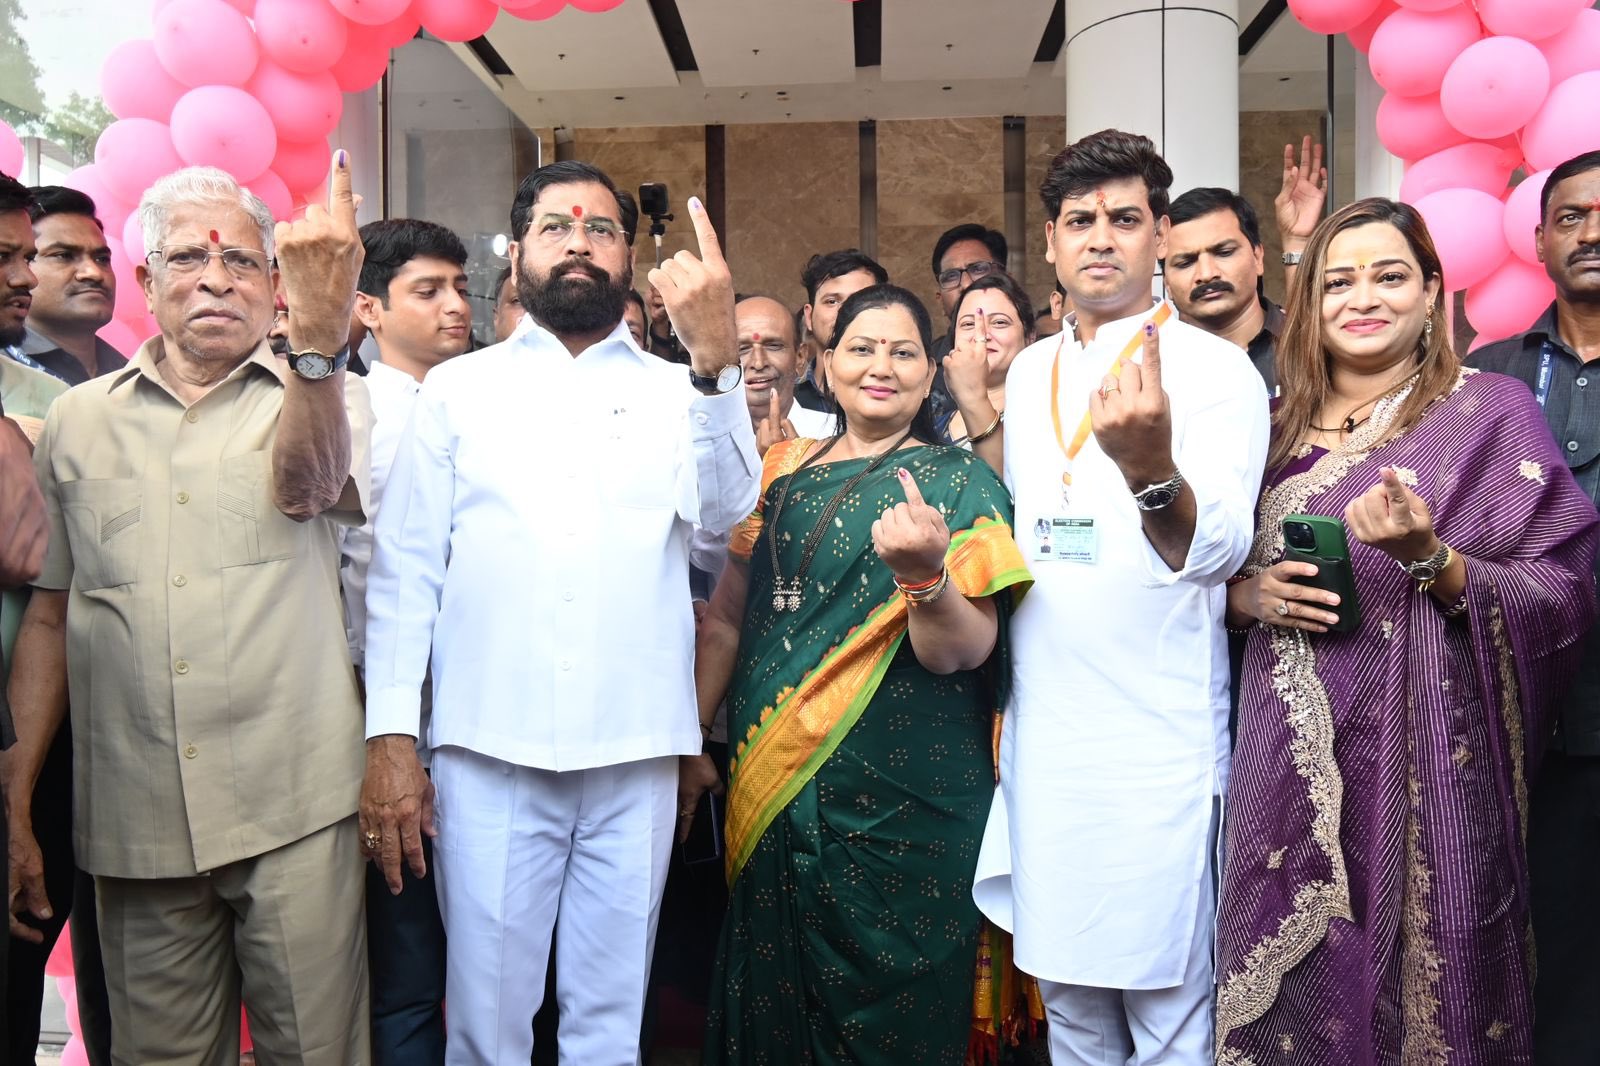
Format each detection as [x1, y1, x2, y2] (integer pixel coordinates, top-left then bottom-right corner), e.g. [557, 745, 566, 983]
[145, 244, 271, 279]
[531, 215, 622, 248]
[937, 259, 1001, 291]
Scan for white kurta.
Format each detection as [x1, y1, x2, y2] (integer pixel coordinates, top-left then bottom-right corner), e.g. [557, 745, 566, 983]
[973, 302, 1269, 989]
[362, 316, 760, 770]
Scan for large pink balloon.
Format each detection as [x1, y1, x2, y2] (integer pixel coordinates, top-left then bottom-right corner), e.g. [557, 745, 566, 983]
[122, 212, 146, 261]
[329, 0, 410, 24]
[245, 169, 292, 221]
[246, 60, 343, 142]
[98, 320, 143, 360]
[101, 40, 189, 122]
[1416, 188, 1509, 289]
[153, 0, 259, 88]
[1523, 71, 1600, 173]
[567, 0, 625, 10]
[413, 0, 500, 41]
[106, 240, 145, 322]
[62, 166, 134, 229]
[255, 0, 350, 73]
[0, 121, 20, 177]
[1538, 9, 1600, 84]
[1369, 6, 1483, 99]
[330, 30, 391, 92]
[1503, 169, 1554, 266]
[1477, 0, 1589, 41]
[1393, 0, 1456, 9]
[1376, 92, 1467, 161]
[170, 86, 278, 182]
[372, 10, 423, 47]
[1348, 0, 1398, 51]
[1399, 142, 1516, 204]
[1464, 257, 1556, 342]
[1440, 37, 1550, 140]
[94, 119, 185, 207]
[272, 137, 332, 192]
[1286, 0, 1381, 34]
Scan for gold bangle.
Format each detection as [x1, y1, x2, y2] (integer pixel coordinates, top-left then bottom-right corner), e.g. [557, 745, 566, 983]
[966, 410, 1004, 445]
[898, 568, 950, 607]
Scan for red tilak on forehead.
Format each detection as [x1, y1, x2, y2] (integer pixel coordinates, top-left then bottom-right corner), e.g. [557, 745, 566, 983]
[879, 338, 887, 345]
[209, 229, 219, 244]
[571, 205, 583, 218]
[752, 332, 761, 341]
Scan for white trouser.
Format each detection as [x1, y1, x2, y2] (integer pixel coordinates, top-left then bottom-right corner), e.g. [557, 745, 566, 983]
[431, 746, 678, 1066]
[1040, 801, 1218, 1066]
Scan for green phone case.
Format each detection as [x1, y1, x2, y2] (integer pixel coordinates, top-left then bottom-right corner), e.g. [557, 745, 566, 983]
[1281, 513, 1362, 634]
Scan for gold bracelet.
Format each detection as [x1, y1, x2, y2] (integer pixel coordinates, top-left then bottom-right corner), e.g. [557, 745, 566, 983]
[898, 568, 950, 607]
[966, 410, 1004, 445]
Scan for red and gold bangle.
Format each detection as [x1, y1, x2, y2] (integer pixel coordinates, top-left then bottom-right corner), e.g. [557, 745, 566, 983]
[896, 570, 944, 594]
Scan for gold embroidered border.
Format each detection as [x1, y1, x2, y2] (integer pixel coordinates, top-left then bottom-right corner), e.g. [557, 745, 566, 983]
[1401, 773, 1449, 1066]
[1487, 596, 1529, 845]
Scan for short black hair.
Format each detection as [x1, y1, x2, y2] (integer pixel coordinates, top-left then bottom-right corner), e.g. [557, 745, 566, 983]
[28, 185, 103, 229]
[801, 249, 888, 304]
[931, 223, 1007, 277]
[615, 188, 639, 246]
[0, 173, 34, 216]
[1040, 128, 1174, 225]
[1167, 187, 1262, 249]
[1054, 280, 1068, 298]
[510, 160, 622, 243]
[1541, 150, 1600, 222]
[357, 218, 469, 304]
[624, 287, 647, 318]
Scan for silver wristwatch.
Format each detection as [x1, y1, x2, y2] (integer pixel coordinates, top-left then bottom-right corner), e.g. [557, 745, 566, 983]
[1131, 470, 1185, 511]
[1281, 250, 1303, 266]
[1398, 542, 1452, 583]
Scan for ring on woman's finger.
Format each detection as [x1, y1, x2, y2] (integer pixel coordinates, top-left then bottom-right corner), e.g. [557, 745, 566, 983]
[1276, 601, 1291, 617]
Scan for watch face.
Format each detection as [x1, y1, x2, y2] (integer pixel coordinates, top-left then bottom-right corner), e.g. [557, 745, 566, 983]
[293, 351, 334, 380]
[1139, 487, 1179, 510]
[716, 363, 742, 392]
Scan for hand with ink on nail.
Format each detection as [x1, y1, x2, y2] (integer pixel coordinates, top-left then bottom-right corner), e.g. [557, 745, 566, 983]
[1088, 320, 1177, 490]
[755, 389, 798, 457]
[273, 148, 364, 360]
[645, 196, 737, 378]
[871, 467, 950, 588]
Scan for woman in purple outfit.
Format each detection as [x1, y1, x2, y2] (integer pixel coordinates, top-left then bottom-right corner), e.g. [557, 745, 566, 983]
[1218, 197, 1600, 1064]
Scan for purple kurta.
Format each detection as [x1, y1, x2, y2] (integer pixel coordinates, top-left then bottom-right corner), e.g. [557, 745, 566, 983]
[1217, 371, 1600, 1065]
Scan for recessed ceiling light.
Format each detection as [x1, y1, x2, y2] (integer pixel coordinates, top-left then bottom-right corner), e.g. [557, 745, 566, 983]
[1277, 76, 1291, 82]
[941, 85, 953, 91]
[614, 95, 626, 100]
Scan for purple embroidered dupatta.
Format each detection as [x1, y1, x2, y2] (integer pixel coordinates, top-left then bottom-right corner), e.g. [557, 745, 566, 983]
[1216, 370, 1599, 1065]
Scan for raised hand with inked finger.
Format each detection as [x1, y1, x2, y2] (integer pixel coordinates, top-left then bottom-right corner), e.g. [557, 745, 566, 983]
[942, 307, 994, 433]
[274, 148, 364, 359]
[646, 196, 737, 378]
[1088, 321, 1176, 489]
[756, 388, 797, 457]
[1344, 465, 1438, 563]
[871, 467, 950, 586]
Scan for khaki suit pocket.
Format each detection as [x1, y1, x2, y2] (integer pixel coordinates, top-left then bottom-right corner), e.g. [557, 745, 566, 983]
[218, 451, 301, 566]
[59, 478, 143, 589]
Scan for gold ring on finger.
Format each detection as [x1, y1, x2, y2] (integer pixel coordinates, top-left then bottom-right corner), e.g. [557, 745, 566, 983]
[1276, 601, 1291, 617]
[363, 830, 382, 849]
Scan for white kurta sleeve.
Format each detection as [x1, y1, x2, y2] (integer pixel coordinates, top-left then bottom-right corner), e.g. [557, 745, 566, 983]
[363, 385, 453, 741]
[679, 386, 759, 536]
[1137, 359, 1270, 588]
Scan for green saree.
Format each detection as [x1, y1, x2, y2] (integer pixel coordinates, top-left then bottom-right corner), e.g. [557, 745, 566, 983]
[705, 439, 1030, 1066]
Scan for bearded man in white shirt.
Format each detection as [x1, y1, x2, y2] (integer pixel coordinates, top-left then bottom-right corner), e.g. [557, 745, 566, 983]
[359, 160, 759, 1065]
[969, 129, 1269, 1065]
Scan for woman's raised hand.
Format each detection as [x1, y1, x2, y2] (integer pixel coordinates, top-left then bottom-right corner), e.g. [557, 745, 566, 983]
[871, 467, 950, 585]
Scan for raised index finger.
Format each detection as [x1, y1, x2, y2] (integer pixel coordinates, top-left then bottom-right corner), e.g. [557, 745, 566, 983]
[686, 195, 724, 266]
[768, 389, 781, 425]
[1139, 320, 1161, 383]
[895, 466, 925, 508]
[329, 148, 356, 229]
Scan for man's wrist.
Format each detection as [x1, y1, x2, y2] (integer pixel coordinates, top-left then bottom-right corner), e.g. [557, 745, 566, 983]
[1121, 460, 1179, 492]
[1281, 235, 1308, 252]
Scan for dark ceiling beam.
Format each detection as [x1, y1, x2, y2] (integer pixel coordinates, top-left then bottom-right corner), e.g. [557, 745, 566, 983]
[853, 0, 882, 67]
[1239, 0, 1288, 57]
[1034, 0, 1065, 63]
[648, 0, 698, 71]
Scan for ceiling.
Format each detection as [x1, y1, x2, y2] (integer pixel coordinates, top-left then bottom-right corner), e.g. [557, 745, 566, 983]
[441, 0, 1330, 130]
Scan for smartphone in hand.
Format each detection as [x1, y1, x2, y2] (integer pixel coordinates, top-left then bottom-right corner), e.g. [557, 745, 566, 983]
[1282, 514, 1362, 634]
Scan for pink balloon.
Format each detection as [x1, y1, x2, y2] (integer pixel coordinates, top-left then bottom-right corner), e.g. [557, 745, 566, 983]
[101, 40, 188, 122]
[1415, 187, 1509, 289]
[1376, 92, 1468, 161]
[329, 0, 410, 24]
[245, 168, 292, 221]
[123, 212, 146, 261]
[1369, 5, 1483, 99]
[170, 86, 279, 182]
[372, 10, 423, 47]
[1286, 0, 1382, 34]
[1440, 37, 1550, 140]
[567, 0, 624, 10]
[330, 31, 391, 92]
[62, 166, 135, 229]
[0, 121, 20, 177]
[255, 0, 351, 73]
[98, 320, 143, 359]
[1523, 71, 1600, 173]
[1464, 257, 1556, 342]
[502, 0, 567, 15]
[272, 137, 332, 192]
[1503, 169, 1554, 265]
[1477, 0, 1590, 41]
[1393, 0, 1456, 9]
[153, 0, 259, 88]
[1399, 142, 1516, 203]
[1348, 0, 1398, 52]
[413, 0, 500, 41]
[1538, 9, 1600, 84]
[246, 60, 343, 142]
[94, 119, 185, 207]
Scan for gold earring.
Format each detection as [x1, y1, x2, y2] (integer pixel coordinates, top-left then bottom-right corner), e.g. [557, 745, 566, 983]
[1423, 311, 1434, 346]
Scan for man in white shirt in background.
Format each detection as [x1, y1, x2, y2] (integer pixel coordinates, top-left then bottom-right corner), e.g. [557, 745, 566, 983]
[359, 160, 758, 1066]
[734, 293, 834, 454]
[973, 129, 1269, 1065]
[341, 217, 472, 1066]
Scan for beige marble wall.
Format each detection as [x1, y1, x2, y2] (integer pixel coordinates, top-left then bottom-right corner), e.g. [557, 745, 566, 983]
[1023, 115, 1068, 319]
[568, 125, 708, 283]
[1239, 109, 1328, 306]
[724, 122, 860, 314]
[876, 117, 1007, 328]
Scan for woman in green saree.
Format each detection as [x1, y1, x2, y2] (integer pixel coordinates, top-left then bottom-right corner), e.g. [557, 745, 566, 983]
[683, 285, 1031, 1064]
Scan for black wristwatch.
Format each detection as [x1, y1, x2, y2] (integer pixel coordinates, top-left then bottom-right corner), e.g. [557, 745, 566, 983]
[288, 345, 350, 381]
[688, 363, 742, 396]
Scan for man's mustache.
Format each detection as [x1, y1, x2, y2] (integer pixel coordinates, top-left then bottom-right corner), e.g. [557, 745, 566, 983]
[1189, 280, 1234, 302]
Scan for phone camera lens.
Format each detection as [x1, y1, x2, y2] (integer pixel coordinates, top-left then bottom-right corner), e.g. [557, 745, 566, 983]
[1285, 522, 1316, 551]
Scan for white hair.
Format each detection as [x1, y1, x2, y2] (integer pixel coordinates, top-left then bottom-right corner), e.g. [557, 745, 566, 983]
[137, 166, 276, 260]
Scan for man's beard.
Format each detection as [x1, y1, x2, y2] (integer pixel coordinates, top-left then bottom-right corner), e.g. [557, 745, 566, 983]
[0, 323, 25, 347]
[519, 256, 633, 336]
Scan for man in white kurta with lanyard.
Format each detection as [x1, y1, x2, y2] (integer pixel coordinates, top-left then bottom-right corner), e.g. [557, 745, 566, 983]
[972, 129, 1269, 1064]
[358, 161, 758, 1065]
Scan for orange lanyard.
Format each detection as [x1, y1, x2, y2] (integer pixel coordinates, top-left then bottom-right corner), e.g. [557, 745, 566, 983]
[1049, 302, 1172, 498]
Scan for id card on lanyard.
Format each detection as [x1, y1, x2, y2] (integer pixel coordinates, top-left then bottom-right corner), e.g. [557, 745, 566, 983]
[1535, 342, 1555, 410]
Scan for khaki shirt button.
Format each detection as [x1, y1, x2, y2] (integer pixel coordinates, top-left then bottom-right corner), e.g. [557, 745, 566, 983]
[174, 659, 190, 675]
[183, 743, 198, 759]
[185, 410, 199, 423]
[176, 491, 190, 504]
[172, 575, 187, 588]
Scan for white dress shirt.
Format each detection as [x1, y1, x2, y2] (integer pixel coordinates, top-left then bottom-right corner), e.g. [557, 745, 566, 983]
[787, 403, 836, 441]
[363, 317, 760, 771]
[973, 301, 1269, 989]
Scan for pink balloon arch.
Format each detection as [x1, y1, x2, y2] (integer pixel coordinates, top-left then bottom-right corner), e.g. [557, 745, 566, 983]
[1288, 0, 1600, 342]
[0, 0, 623, 357]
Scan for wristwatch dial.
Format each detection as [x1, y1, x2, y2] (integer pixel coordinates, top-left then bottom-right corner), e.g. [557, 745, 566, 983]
[292, 351, 334, 379]
[716, 363, 742, 393]
[1132, 471, 1185, 512]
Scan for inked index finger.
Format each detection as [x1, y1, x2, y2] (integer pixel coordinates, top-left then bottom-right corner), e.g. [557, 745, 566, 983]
[686, 195, 724, 266]
[329, 148, 356, 228]
[768, 389, 781, 425]
[1139, 321, 1161, 382]
[895, 466, 925, 508]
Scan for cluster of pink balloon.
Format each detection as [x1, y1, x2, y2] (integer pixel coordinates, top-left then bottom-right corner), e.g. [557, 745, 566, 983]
[1288, 0, 1600, 344]
[0, 0, 620, 362]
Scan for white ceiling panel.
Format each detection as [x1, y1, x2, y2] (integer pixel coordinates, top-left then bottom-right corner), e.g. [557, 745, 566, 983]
[881, 0, 1058, 83]
[487, 1, 681, 92]
[1240, 3, 1327, 73]
[676, 0, 858, 87]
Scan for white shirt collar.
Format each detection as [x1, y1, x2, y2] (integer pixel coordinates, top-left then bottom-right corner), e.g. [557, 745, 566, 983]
[515, 313, 651, 368]
[1066, 298, 1173, 352]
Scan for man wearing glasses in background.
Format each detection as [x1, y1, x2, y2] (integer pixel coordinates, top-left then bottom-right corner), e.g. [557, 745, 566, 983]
[930, 222, 1008, 360]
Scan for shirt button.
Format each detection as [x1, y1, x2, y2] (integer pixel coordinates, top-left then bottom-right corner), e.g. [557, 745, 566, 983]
[563, 590, 575, 601]
[1568, 440, 1580, 452]
[174, 659, 190, 675]
[1579, 377, 1589, 387]
[183, 743, 198, 759]
[185, 410, 199, 423]
[172, 574, 187, 588]
[695, 413, 709, 426]
[559, 659, 572, 671]
[176, 491, 190, 504]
